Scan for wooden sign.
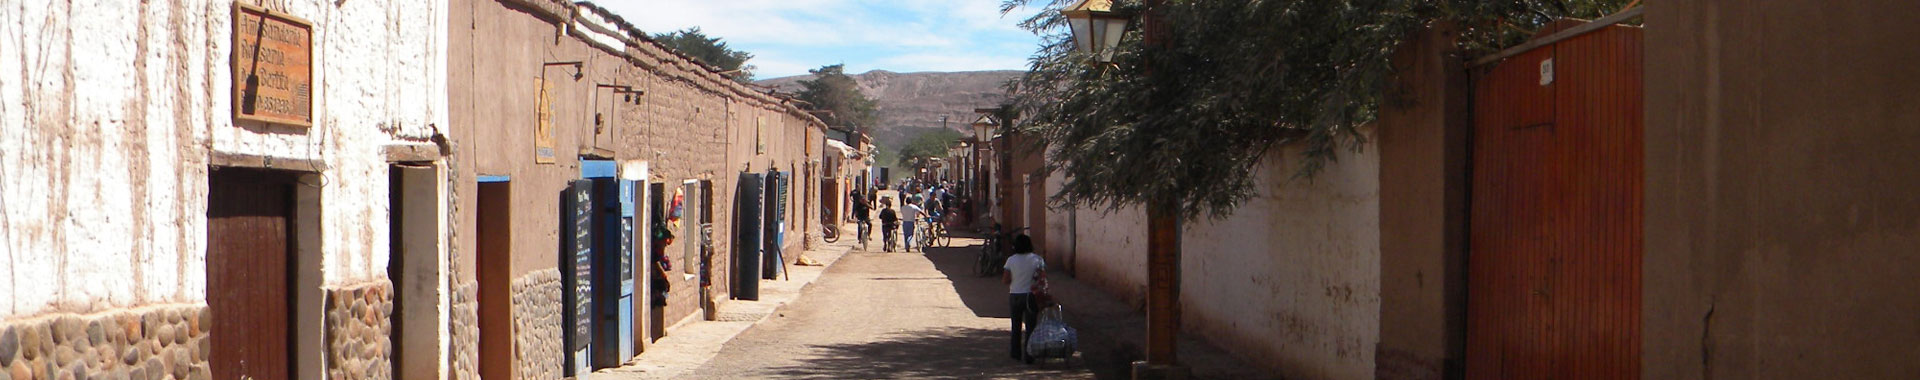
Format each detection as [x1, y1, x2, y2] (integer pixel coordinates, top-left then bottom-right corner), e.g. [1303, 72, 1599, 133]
[535, 78, 557, 164]
[232, 4, 313, 127]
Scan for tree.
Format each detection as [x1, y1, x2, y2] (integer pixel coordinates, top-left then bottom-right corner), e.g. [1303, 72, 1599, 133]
[652, 27, 756, 82]
[1000, 0, 1634, 220]
[896, 128, 966, 167]
[795, 64, 878, 130]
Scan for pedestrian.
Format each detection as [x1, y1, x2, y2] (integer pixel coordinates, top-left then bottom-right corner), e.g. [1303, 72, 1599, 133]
[879, 197, 899, 252]
[899, 198, 924, 252]
[1002, 234, 1045, 364]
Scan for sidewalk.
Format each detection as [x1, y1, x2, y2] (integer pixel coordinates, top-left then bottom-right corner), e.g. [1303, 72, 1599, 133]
[1045, 267, 1280, 380]
[592, 226, 860, 380]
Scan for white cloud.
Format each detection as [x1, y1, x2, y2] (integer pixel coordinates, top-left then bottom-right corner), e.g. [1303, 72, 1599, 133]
[591, 0, 1048, 77]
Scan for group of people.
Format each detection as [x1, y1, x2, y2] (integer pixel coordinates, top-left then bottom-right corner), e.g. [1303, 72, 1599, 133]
[847, 181, 954, 252]
[849, 181, 1051, 364]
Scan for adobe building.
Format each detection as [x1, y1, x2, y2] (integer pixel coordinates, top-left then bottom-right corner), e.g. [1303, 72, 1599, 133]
[445, 0, 826, 379]
[1033, 3, 1920, 379]
[0, 1, 451, 379]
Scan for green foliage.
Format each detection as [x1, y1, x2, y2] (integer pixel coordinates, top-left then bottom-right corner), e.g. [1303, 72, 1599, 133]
[897, 129, 966, 167]
[652, 27, 755, 82]
[795, 64, 879, 129]
[1001, 0, 1633, 220]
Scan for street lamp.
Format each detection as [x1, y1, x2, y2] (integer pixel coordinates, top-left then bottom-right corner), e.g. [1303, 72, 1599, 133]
[1063, 1, 1188, 377]
[1062, 0, 1129, 63]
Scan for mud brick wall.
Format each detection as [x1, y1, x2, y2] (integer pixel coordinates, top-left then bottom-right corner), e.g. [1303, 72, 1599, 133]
[324, 280, 394, 380]
[0, 305, 210, 380]
[511, 269, 563, 380]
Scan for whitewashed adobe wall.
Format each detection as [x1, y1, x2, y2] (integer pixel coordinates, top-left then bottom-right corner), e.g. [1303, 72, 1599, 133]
[0, 0, 446, 319]
[1067, 141, 1382, 379]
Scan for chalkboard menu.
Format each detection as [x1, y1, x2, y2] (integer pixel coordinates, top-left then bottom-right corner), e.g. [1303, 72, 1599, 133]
[569, 181, 594, 351]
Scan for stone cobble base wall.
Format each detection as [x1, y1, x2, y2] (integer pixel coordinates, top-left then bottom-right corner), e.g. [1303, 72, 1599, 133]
[449, 281, 479, 380]
[0, 304, 210, 380]
[511, 269, 563, 380]
[324, 280, 393, 380]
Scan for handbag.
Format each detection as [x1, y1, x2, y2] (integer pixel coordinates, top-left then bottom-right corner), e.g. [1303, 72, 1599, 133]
[1030, 276, 1053, 306]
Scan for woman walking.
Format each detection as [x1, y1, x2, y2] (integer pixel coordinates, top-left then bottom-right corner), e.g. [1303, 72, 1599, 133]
[1002, 235, 1045, 364]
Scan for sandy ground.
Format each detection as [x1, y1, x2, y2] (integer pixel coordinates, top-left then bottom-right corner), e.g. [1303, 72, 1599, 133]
[672, 236, 1100, 380]
[594, 188, 1270, 380]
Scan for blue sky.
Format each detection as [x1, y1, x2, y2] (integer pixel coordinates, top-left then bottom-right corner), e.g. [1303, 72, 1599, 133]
[597, 0, 1051, 79]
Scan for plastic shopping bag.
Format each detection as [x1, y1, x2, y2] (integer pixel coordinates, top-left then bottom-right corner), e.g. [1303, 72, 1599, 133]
[1025, 305, 1078, 358]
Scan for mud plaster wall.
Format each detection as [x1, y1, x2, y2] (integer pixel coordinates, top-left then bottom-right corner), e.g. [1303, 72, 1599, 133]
[1069, 143, 1382, 380]
[1374, 24, 1470, 380]
[445, 0, 826, 364]
[1644, 1, 1920, 379]
[0, 0, 447, 318]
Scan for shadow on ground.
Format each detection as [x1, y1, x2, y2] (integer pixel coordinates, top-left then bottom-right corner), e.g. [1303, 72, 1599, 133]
[921, 239, 1014, 319]
[761, 326, 1098, 379]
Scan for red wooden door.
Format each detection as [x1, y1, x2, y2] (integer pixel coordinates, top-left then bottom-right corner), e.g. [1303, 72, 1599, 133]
[1466, 23, 1643, 380]
[208, 168, 296, 380]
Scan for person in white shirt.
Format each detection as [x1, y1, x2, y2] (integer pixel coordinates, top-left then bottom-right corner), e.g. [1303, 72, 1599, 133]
[1001, 235, 1045, 364]
[899, 200, 924, 252]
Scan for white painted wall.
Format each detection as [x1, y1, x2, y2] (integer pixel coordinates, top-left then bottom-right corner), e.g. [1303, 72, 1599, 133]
[1067, 139, 1382, 379]
[0, 0, 447, 319]
[1181, 144, 1380, 380]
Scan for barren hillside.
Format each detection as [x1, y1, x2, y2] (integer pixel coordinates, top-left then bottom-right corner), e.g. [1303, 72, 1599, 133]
[757, 70, 1020, 155]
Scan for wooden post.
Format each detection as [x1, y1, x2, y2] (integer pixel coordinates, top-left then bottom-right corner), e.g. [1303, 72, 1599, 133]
[1145, 198, 1181, 365]
[1135, 1, 1189, 378]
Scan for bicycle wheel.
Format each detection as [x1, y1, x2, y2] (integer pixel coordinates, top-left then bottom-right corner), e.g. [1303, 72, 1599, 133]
[977, 244, 997, 276]
[823, 224, 839, 243]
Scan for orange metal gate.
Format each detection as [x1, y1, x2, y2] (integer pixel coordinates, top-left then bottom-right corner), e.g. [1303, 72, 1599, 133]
[1466, 22, 1643, 380]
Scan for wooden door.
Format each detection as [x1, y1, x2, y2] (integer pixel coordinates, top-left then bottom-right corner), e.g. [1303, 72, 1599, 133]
[208, 168, 296, 380]
[476, 181, 512, 380]
[1466, 23, 1643, 380]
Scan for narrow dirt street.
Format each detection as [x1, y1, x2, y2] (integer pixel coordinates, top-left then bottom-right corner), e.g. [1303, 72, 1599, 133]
[674, 235, 1100, 379]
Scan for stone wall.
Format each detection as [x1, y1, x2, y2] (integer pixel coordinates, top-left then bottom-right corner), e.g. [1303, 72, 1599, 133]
[324, 280, 393, 380]
[449, 282, 479, 380]
[510, 270, 563, 380]
[0, 304, 209, 380]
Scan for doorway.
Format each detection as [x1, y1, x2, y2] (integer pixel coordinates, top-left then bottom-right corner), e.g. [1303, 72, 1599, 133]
[207, 167, 298, 380]
[1464, 22, 1643, 380]
[698, 180, 715, 320]
[646, 182, 668, 341]
[475, 180, 512, 380]
[388, 164, 446, 380]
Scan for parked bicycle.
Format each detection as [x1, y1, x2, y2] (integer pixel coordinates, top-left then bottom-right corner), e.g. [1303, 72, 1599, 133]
[976, 225, 1030, 277]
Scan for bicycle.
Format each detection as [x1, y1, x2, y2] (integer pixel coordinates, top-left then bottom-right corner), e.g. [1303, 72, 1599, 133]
[919, 215, 946, 249]
[856, 219, 871, 251]
[882, 222, 899, 252]
[976, 226, 1031, 277]
[822, 206, 840, 243]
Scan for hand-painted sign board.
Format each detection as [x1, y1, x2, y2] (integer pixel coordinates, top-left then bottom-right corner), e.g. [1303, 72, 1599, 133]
[232, 4, 313, 127]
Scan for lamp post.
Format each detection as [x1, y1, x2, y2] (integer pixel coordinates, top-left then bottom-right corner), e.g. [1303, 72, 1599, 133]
[1063, 1, 1186, 378]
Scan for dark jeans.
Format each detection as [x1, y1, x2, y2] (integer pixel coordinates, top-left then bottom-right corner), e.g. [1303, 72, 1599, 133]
[1009, 293, 1038, 359]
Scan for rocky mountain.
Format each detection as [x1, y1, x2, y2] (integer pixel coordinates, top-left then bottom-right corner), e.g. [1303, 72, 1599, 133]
[757, 70, 1020, 157]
